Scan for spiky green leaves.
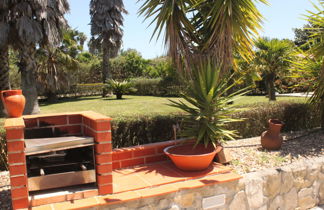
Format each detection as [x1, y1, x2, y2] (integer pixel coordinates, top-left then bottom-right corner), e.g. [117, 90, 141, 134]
[169, 61, 248, 147]
[139, 0, 267, 73]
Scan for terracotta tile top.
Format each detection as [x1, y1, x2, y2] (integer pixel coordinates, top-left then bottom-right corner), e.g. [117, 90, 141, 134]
[30, 161, 241, 209]
[81, 111, 112, 121]
[4, 117, 25, 128]
[23, 112, 72, 119]
[22, 111, 111, 120]
[113, 161, 232, 193]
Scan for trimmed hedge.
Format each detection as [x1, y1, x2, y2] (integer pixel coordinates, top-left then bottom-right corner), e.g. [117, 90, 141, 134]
[111, 102, 320, 148]
[0, 101, 320, 170]
[112, 115, 184, 148]
[227, 102, 320, 138]
[130, 77, 184, 97]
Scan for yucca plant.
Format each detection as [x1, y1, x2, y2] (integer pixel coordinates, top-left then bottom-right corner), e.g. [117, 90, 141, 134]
[105, 80, 136, 99]
[169, 61, 248, 148]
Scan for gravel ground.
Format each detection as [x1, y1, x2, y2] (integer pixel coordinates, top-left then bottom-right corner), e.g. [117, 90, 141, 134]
[0, 171, 11, 210]
[0, 129, 323, 209]
[225, 128, 324, 174]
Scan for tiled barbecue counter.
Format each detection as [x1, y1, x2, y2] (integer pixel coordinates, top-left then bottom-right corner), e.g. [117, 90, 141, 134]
[4, 112, 240, 209]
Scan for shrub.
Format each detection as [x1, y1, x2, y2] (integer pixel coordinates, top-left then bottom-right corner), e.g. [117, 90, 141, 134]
[68, 83, 104, 97]
[227, 102, 319, 138]
[104, 80, 136, 99]
[130, 77, 184, 97]
[0, 127, 7, 171]
[111, 101, 319, 148]
[130, 77, 162, 96]
[112, 115, 183, 148]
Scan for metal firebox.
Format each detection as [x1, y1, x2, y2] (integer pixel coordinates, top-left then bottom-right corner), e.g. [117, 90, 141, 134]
[25, 136, 96, 191]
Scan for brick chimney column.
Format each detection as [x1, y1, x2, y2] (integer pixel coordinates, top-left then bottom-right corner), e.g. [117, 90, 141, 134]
[82, 111, 113, 195]
[4, 118, 29, 209]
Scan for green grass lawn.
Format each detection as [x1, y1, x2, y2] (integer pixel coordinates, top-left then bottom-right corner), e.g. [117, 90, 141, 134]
[0, 95, 307, 125]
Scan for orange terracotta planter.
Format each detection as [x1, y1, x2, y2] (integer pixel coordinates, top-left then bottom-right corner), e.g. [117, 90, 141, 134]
[1, 90, 26, 118]
[164, 143, 222, 171]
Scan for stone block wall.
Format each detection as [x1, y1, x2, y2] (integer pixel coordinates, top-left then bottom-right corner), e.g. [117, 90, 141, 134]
[102, 156, 324, 210]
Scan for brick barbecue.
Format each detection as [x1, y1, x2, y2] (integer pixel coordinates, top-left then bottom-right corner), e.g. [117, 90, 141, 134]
[4, 111, 112, 209]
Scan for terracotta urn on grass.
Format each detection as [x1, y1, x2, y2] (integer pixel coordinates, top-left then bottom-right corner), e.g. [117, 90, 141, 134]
[164, 144, 222, 171]
[261, 119, 284, 150]
[1, 90, 26, 118]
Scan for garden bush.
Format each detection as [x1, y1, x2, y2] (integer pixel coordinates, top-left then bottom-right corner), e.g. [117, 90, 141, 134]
[0, 127, 7, 171]
[111, 101, 320, 148]
[227, 102, 319, 138]
[130, 78, 162, 96]
[0, 101, 320, 170]
[130, 77, 184, 97]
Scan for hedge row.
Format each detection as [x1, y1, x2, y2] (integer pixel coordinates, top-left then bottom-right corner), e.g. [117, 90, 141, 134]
[0, 101, 320, 170]
[111, 102, 320, 148]
[38, 83, 105, 99]
[130, 77, 184, 97]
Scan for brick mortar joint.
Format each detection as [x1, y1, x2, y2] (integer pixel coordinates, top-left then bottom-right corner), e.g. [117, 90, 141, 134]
[84, 124, 111, 133]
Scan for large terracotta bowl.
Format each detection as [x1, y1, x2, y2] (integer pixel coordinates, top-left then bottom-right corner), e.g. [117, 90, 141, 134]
[164, 143, 222, 171]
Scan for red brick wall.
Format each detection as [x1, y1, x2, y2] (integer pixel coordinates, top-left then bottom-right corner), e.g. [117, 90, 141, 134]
[5, 119, 29, 209]
[82, 112, 113, 195]
[4, 111, 113, 209]
[24, 114, 83, 138]
[112, 139, 192, 169]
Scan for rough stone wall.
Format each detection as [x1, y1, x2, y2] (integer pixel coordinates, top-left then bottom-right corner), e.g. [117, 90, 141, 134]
[98, 156, 324, 210]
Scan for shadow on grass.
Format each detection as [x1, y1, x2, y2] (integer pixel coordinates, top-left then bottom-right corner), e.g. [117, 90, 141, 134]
[39, 96, 103, 106]
[102, 98, 130, 101]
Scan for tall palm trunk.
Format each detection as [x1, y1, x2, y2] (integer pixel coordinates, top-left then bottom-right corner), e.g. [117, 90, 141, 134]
[266, 73, 276, 101]
[20, 45, 40, 114]
[321, 98, 324, 129]
[102, 39, 111, 97]
[0, 45, 10, 116]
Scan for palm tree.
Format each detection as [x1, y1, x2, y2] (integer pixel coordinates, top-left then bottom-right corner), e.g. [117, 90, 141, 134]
[3, 0, 69, 114]
[36, 29, 84, 101]
[0, 2, 10, 116]
[89, 0, 128, 96]
[305, 1, 324, 128]
[139, 0, 267, 75]
[254, 38, 293, 101]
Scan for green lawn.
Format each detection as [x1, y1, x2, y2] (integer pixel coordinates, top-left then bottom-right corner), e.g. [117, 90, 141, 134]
[39, 95, 307, 118]
[0, 95, 307, 125]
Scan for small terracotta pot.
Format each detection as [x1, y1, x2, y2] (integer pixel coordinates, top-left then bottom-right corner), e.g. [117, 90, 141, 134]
[261, 119, 284, 150]
[1, 90, 26, 118]
[164, 143, 222, 171]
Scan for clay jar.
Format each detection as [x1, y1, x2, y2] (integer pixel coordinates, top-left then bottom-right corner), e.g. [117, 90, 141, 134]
[261, 119, 284, 150]
[1, 90, 26, 118]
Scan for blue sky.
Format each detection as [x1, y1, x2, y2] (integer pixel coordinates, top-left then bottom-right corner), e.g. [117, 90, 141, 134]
[66, 0, 317, 59]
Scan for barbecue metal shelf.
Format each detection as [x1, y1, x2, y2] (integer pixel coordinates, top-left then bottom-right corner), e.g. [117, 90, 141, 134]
[24, 136, 94, 156]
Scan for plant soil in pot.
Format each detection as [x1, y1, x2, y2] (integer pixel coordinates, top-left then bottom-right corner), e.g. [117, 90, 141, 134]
[164, 144, 222, 171]
[261, 119, 284, 150]
[1, 90, 26, 118]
